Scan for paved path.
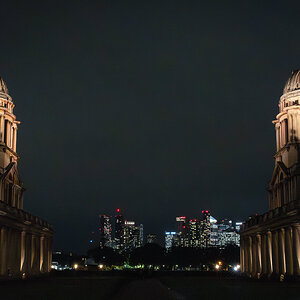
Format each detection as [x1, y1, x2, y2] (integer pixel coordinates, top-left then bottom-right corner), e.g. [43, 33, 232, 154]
[112, 278, 185, 300]
[1, 274, 300, 300]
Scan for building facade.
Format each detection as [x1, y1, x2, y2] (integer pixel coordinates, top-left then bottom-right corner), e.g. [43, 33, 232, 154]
[146, 234, 157, 244]
[123, 221, 143, 251]
[114, 209, 124, 250]
[188, 219, 201, 247]
[165, 231, 176, 250]
[240, 70, 300, 278]
[210, 216, 218, 246]
[0, 77, 54, 279]
[99, 214, 112, 248]
[174, 216, 189, 247]
[200, 210, 211, 248]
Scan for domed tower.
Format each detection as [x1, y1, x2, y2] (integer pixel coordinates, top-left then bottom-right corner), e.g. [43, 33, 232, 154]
[0, 77, 23, 209]
[269, 70, 300, 209]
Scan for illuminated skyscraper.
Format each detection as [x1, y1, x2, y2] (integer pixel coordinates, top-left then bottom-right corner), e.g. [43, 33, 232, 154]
[123, 221, 143, 250]
[114, 208, 124, 250]
[200, 210, 211, 248]
[175, 216, 188, 247]
[210, 216, 218, 246]
[138, 224, 144, 247]
[218, 228, 240, 247]
[188, 219, 201, 247]
[235, 222, 242, 232]
[165, 231, 176, 250]
[99, 214, 112, 248]
[146, 234, 157, 244]
[123, 221, 136, 251]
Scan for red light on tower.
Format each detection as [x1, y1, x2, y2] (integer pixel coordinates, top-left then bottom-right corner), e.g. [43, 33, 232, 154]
[116, 208, 120, 213]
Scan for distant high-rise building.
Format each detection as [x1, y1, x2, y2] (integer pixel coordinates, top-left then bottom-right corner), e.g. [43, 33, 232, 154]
[210, 216, 218, 246]
[114, 208, 125, 250]
[123, 221, 136, 251]
[138, 224, 144, 247]
[99, 214, 112, 248]
[175, 216, 188, 247]
[122, 221, 143, 250]
[218, 219, 233, 231]
[165, 232, 176, 250]
[176, 216, 186, 233]
[217, 219, 240, 247]
[200, 210, 211, 248]
[235, 222, 243, 232]
[147, 234, 157, 244]
[189, 219, 201, 247]
[218, 227, 240, 247]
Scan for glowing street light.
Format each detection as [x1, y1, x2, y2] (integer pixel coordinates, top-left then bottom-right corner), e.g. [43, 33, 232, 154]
[233, 264, 240, 271]
[73, 264, 78, 270]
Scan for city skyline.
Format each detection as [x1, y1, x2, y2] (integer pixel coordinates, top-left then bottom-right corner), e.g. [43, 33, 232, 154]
[92, 208, 242, 250]
[1, 1, 300, 253]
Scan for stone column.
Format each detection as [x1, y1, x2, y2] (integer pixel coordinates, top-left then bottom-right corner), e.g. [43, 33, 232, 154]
[240, 238, 245, 272]
[261, 233, 267, 274]
[278, 228, 286, 275]
[48, 238, 53, 273]
[30, 234, 36, 274]
[292, 225, 300, 276]
[0, 227, 7, 276]
[252, 236, 257, 276]
[13, 127, 17, 152]
[0, 115, 4, 142]
[272, 231, 279, 274]
[285, 226, 293, 275]
[20, 231, 26, 272]
[256, 233, 262, 275]
[40, 236, 44, 272]
[6, 121, 10, 148]
[244, 237, 249, 273]
[249, 236, 253, 274]
[267, 231, 273, 275]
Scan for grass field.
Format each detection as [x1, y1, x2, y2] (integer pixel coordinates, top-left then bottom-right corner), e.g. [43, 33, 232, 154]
[1, 272, 300, 300]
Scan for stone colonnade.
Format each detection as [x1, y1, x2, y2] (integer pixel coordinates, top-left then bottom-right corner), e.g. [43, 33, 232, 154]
[0, 226, 52, 278]
[241, 224, 300, 277]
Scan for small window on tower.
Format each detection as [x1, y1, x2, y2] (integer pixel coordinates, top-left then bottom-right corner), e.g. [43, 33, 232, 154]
[284, 119, 289, 144]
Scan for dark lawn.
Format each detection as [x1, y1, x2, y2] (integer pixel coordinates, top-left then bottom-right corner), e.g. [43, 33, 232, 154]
[0, 272, 300, 300]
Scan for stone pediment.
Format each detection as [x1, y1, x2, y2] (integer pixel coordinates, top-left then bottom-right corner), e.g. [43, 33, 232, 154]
[270, 161, 289, 186]
[0, 162, 24, 189]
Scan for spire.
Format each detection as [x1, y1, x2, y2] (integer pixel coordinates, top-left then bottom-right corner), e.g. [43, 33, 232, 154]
[0, 77, 9, 95]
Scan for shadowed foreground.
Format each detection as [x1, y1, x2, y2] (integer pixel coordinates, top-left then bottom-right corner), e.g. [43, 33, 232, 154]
[1, 273, 300, 300]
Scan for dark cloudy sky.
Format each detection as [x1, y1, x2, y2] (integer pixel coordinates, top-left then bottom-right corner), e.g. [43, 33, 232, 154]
[1, 0, 300, 252]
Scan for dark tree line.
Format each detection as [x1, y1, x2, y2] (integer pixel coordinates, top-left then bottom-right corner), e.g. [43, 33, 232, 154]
[87, 243, 240, 269]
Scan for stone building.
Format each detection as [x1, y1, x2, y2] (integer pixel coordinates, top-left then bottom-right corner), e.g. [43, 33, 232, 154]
[0, 77, 53, 279]
[240, 70, 300, 278]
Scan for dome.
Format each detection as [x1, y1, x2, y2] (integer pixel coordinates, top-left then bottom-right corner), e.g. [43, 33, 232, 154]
[283, 69, 300, 94]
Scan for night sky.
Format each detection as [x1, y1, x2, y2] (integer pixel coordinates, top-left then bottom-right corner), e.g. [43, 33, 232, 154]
[1, 0, 300, 252]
